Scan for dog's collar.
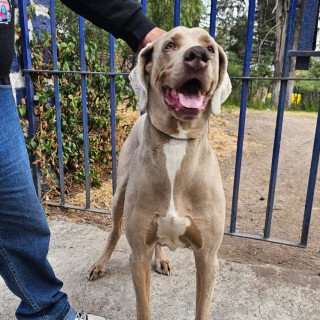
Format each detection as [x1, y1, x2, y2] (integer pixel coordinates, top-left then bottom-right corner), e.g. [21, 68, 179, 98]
[151, 119, 210, 141]
[155, 126, 195, 141]
[146, 113, 209, 141]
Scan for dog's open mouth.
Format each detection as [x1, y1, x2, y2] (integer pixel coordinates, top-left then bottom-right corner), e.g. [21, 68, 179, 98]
[163, 79, 206, 114]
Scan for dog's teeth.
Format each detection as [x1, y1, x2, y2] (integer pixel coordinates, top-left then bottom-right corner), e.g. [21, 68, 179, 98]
[172, 89, 178, 98]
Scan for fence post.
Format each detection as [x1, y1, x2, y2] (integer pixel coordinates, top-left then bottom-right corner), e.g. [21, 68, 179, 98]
[18, 0, 42, 198]
[264, 0, 298, 238]
[209, 0, 218, 37]
[300, 107, 320, 246]
[230, 0, 256, 233]
[79, 16, 91, 208]
[109, 35, 117, 194]
[174, 0, 181, 27]
[49, 0, 66, 205]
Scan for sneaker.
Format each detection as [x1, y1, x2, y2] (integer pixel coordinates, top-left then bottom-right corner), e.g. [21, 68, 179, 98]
[75, 312, 106, 320]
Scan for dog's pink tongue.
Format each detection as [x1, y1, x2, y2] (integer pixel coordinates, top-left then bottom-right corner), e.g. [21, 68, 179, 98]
[178, 93, 204, 109]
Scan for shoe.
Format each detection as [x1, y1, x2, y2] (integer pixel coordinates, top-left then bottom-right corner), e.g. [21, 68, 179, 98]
[75, 312, 106, 320]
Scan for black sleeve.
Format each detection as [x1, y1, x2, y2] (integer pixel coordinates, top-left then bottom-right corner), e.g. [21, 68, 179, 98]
[60, 0, 156, 52]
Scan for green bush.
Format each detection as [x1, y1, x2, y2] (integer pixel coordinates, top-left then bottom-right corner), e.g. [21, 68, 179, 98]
[22, 30, 135, 192]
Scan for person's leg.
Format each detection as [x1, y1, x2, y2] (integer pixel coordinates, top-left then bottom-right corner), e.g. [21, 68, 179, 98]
[0, 85, 76, 320]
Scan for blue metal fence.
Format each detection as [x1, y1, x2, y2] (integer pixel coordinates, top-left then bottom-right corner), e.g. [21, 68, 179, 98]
[18, 0, 320, 247]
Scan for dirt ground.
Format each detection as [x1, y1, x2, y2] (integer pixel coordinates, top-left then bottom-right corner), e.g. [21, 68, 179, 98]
[48, 108, 320, 276]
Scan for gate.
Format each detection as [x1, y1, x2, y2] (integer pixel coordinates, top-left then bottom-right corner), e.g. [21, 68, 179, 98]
[18, 0, 320, 248]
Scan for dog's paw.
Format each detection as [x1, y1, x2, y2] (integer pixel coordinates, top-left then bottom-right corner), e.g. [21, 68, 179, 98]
[87, 262, 108, 281]
[154, 258, 172, 276]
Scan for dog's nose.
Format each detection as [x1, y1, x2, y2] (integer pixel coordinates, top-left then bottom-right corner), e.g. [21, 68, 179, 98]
[184, 46, 210, 70]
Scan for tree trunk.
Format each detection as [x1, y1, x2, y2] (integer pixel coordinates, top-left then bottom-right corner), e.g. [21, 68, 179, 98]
[271, 0, 288, 107]
[286, 0, 302, 109]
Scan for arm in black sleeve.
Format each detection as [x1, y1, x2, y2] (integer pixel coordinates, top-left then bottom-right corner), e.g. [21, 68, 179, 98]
[60, 0, 156, 52]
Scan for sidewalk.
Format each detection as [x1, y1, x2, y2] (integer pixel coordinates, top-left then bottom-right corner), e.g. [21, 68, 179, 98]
[1, 219, 319, 320]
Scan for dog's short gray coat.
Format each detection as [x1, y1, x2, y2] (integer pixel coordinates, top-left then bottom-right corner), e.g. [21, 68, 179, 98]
[88, 26, 231, 320]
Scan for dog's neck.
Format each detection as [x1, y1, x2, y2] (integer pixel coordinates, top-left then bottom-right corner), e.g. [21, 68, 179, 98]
[150, 120, 197, 141]
[143, 113, 209, 152]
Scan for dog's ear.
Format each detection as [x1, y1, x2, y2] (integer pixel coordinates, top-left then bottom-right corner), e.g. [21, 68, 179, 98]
[210, 44, 232, 115]
[129, 43, 154, 112]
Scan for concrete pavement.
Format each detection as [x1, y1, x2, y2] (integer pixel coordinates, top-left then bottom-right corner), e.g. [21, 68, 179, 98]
[1, 219, 319, 320]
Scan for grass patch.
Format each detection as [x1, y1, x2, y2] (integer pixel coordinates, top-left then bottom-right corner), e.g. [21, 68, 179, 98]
[222, 95, 318, 114]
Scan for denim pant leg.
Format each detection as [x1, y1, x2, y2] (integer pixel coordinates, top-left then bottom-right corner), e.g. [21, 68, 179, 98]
[0, 85, 76, 320]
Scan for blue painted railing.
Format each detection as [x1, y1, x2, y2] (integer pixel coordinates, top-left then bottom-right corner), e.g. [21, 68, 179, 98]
[50, 0, 66, 205]
[79, 16, 91, 208]
[264, 0, 298, 239]
[18, 0, 320, 247]
[229, 0, 256, 234]
[18, 0, 41, 198]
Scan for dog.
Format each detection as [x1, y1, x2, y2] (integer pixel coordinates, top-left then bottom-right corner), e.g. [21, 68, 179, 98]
[88, 26, 231, 320]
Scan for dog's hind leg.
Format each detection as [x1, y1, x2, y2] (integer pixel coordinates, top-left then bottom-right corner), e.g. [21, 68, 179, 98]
[153, 244, 172, 275]
[87, 182, 126, 281]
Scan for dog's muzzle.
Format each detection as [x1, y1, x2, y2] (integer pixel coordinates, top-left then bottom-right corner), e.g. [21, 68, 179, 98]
[162, 46, 213, 116]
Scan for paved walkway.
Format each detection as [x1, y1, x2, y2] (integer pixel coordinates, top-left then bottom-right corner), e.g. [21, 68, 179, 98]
[1, 219, 320, 319]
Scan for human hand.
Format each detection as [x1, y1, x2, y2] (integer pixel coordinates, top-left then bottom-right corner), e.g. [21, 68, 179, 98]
[137, 27, 166, 53]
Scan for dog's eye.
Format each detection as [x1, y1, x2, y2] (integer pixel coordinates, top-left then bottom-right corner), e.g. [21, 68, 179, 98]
[207, 46, 214, 53]
[165, 42, 176, 50]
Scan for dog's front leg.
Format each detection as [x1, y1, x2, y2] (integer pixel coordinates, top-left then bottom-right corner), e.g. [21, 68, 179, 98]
[87, 180, 126, 281]
[130, 248, 154, 320]
[194, 251, 219, 320]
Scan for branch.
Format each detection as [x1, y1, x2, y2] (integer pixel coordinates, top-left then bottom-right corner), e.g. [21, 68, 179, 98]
[272, 0, 278, 14]
[257, 23, 280, 65]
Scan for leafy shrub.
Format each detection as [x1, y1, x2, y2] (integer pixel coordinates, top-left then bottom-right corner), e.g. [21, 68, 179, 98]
[21, 29, 135, 193]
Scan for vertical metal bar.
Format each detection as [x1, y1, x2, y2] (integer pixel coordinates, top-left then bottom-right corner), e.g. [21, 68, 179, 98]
[18, 0, 42, 198]
[139, 1, 147, 116]
[141, 0, 147, 15]
[174, 0, 181, 27]
[300, 104, 320, 246]
[264, 0, 298, 238]
[50, 0, 66, 205]
[296, 0, 319, 70]
[109, 35, 117, 194]
[230, 0, 256, 233]
[79, 16, 91, 208]
[209, 0, 218, 37]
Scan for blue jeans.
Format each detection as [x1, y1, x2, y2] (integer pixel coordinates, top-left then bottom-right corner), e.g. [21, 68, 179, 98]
[0, 85, 76, 320]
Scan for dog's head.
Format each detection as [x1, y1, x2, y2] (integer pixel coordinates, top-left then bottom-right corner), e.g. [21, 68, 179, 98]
[130, 26, 231, 122]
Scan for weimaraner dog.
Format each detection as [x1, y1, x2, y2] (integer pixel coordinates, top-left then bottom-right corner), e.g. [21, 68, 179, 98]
[88, 26, 231, 320]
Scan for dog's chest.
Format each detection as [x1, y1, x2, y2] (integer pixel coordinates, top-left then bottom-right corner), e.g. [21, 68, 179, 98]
[156, 140, 191, 251]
